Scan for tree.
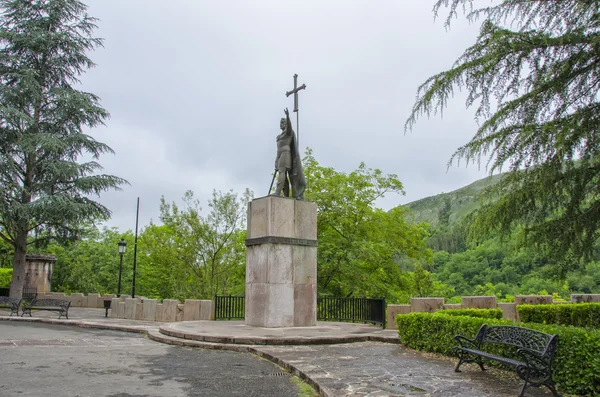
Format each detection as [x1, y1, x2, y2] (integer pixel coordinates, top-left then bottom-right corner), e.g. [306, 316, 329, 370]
[303, 150, 431, 300]
[0, 0, 126, 297]
[46, 227, 134, 295]
[158, 189, 251, 299]
[406, 1, 600, 268]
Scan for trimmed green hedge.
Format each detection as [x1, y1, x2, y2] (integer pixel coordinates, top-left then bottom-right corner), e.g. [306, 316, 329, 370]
[396, 312, 600, 396]
[518, 303, 600, 328]
[441, 308, 503, 319]
[0, 268, 12, 287]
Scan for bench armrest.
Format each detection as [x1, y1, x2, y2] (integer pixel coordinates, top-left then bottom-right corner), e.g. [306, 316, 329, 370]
[517, 348, 550, 370]
[454, 335, 480, 349]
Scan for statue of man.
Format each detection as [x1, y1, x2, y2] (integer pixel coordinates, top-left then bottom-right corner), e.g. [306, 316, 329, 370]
[273, 108, 305, 200]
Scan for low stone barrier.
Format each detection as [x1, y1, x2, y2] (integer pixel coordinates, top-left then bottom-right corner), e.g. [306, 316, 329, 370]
[388, 294, 600, 329]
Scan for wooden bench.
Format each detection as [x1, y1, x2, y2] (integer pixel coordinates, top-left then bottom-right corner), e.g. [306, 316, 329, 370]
[21, 298, 71, 319]
[0, 297, 21, 316]
[454, 324, 559, 397]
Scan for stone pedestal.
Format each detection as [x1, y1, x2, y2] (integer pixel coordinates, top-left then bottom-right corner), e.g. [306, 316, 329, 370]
[245, 196, 317, 328]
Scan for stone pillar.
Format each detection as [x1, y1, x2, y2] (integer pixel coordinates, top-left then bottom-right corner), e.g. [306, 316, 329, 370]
[245, 196, 317, 328]
[571, 294, 600, 303]
[23, 254, 57, 294]
[514, 295, 552, 322]
[410, 298, 444, 313]
[461, 296, 497, 309]
[386, 304, 411, 330]
[498, 302, 517, 321]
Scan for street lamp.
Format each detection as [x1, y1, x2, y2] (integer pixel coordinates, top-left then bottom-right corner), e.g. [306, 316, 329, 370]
[117, 238, 127, 297]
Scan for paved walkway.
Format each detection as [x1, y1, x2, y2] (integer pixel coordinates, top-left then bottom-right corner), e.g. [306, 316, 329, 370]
[0, 308, 559, 397]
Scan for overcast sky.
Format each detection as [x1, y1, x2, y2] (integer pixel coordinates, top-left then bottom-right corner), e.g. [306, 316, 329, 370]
[80, 0, 490, 232]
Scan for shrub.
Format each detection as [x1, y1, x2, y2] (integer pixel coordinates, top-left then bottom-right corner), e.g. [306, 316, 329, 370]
[441, 308, 503, 319]
[0, 268, 12, 287]
[518, 303, 600, 328]
[396, 312, 600, 396]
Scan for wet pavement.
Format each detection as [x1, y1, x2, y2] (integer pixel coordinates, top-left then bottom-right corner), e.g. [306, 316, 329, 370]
[0, 322, 304, 397]
[1, 308, 562, 396]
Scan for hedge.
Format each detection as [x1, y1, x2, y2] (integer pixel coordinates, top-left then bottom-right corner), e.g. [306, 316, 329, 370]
[518, 303, 600, 328]
[396, 312, 600, 396]
[0, 268, 11, 287]
[440, 308, 503, 319]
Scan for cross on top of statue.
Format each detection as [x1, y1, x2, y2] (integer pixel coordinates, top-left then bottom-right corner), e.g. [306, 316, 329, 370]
[285, 74, 306, 113]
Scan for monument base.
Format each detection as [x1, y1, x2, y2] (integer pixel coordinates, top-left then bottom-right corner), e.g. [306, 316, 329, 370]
[245, 196, 317, 327]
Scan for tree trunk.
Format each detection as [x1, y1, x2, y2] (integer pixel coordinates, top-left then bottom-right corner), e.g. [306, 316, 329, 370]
[9, 229, 28, 298]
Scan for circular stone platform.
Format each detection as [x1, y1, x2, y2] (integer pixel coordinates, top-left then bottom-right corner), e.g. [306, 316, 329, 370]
[159, 321, 399, 345]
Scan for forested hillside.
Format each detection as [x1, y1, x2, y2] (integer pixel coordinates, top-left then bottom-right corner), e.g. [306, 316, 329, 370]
[403, 175, 600, 303]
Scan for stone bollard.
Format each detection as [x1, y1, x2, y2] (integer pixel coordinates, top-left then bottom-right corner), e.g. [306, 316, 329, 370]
[461, 296, 497, 309]
[200, 300, 215, 320]
[124, 298, 139, 319]
[184, 300, 201, 321]
[410, 298, 444, 313]
[69, 293, 84, 307]
[498, 302, 517, 321]
[86, 293, 100, 309]
[162, 300, 179, 322]
[155, 303, 165, 322]
[386, 304, 411, 329]
[571, 294, 600, 303]
[514, 295, 552, 322]
[143, 299, 158, 321]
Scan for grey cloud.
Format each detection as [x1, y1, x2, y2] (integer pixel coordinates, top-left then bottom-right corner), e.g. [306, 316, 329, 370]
[78, 0, 489, 232]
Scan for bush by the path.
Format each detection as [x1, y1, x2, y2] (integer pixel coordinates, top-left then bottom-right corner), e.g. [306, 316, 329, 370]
[0, 268, 12, 287]
[518, 303, 600, 328]
[396, 312, 600, 396]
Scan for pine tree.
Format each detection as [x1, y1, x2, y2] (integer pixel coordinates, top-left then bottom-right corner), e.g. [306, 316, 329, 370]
[0, 0, 126, 297]
[406, 0, 600, 269]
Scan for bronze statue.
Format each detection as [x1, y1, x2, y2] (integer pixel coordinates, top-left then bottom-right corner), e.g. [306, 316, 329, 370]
[272, 108, 305, 200]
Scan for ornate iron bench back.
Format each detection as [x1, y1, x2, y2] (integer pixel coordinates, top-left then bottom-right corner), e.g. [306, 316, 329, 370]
[29, 299, 70, 308]
[482, 325, 557, 357]
[0, 297, 20, 304]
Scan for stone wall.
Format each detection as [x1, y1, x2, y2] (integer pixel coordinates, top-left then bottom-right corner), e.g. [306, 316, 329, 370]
[386, 294, 600, 329]
[39, 292, 214, 322]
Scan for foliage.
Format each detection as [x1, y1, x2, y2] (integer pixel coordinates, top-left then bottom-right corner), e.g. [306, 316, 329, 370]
[396, 312, 600, 396]
[135, 224, 197, 300]
[156, 189, 251, 299]
[0, 268, 11, 286]
[406, 0, 600, 267]
[0, 0, 126, 297]
[0, 237, 12, 268]
[441, 308, 503, 319]
[45, 227, 134, 295]
[303, 149, 431, 301]
[518, 303, 600, 329]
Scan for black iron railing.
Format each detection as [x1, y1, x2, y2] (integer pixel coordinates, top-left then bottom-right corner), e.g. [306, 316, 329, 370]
[317, 296, 386, 327]
[0, 287, 36, 298]
[23, 287, 37, 299]
[214, 295, 387, 327]
[214, 295, 245, 320]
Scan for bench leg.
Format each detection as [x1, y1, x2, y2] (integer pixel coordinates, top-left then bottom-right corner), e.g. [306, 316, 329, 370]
[518, 380, 529, 397]
[545, 382, 560, 397]
[455, 353, 485, 372]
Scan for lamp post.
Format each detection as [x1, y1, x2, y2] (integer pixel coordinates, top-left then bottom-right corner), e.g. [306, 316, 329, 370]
[117, 238, 127, 297]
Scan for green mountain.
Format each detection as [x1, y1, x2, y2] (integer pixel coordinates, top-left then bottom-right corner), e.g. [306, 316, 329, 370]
[404, 173, 504, 227]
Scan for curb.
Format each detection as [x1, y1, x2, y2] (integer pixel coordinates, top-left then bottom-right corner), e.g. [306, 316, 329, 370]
[0, 315, 153, 334]
[148, 330, 330, 397]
